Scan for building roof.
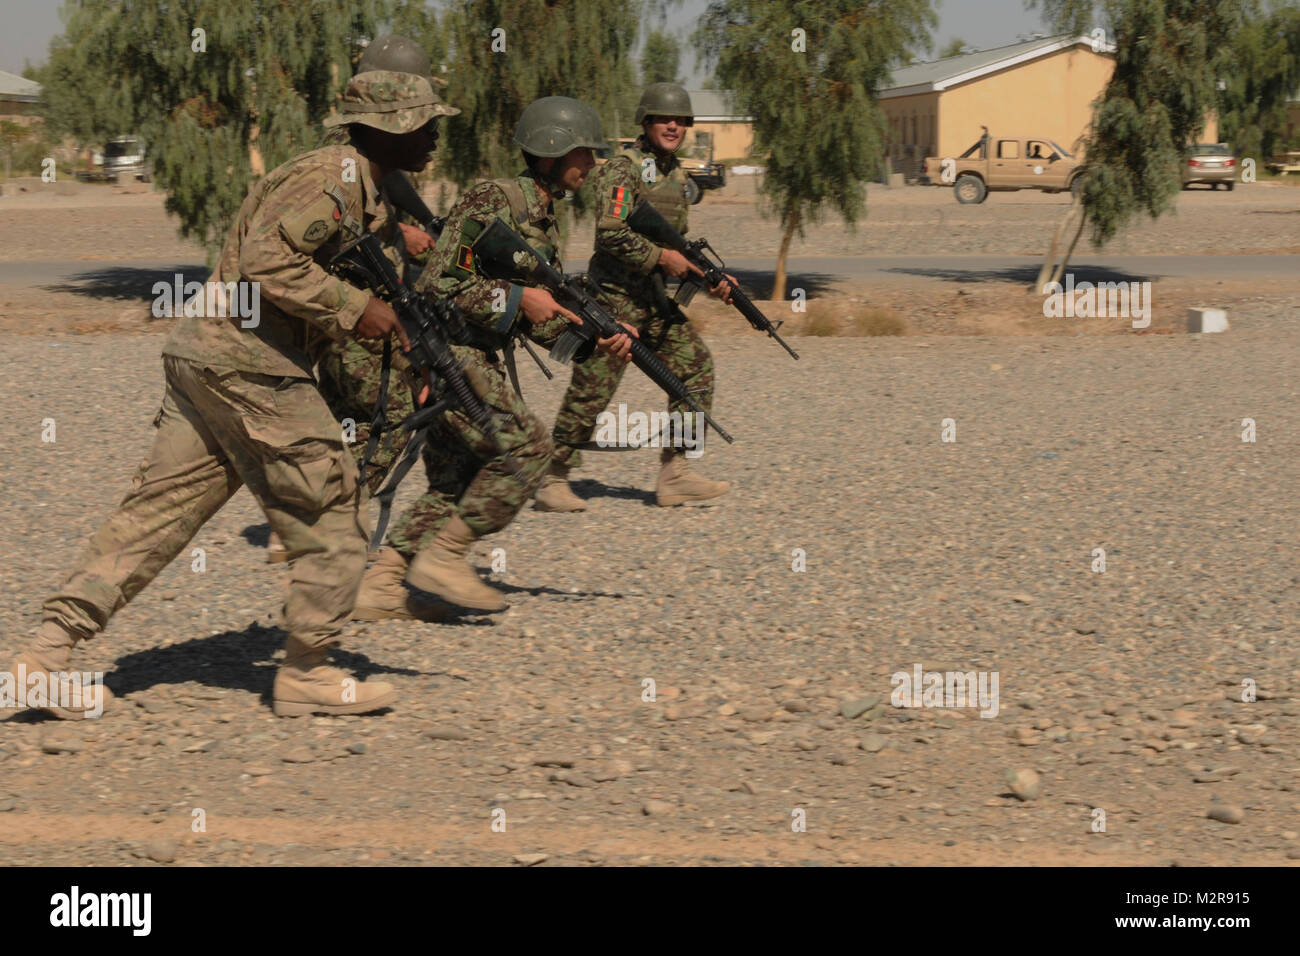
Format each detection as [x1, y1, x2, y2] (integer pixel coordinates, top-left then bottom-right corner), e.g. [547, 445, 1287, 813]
[688, 89, 751, 122]
[880, 34, 1114, 99]
[0, 69, 41, 101]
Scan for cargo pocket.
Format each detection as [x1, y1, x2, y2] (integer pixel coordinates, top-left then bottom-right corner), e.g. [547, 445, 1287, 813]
[243, 415, 357, 513]
[237, 376, 358, 514]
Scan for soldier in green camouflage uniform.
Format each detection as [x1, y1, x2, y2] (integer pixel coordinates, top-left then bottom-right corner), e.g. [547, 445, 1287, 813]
[8, 72, 441, 719]
[541, 83, 735, 511]
[352, 96, 633, 616]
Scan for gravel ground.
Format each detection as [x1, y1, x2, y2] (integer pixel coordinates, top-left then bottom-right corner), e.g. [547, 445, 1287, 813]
[2, 175, 1297, 265]
[0, 312, 1296, 866]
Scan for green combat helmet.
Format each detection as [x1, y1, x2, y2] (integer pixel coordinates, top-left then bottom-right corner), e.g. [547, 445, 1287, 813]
[634, 83, 694, 126]
[324, 70, 459, 134]
[512, 96, 607, 158]
[359, 34, 432, 78]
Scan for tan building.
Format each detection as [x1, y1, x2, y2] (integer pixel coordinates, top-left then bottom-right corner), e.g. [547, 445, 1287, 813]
[687, 89, 753, 162]
[0, 69, 42, 126]
[879, 35, 1218, 182]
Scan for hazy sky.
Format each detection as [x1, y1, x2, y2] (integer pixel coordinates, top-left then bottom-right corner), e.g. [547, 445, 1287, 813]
[0, 0, 1055, 79]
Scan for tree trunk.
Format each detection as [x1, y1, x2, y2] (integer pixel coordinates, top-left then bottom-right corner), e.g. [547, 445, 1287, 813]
[1032, 193, 1085, 293]
[772, 211, 798, 302]
[1054, 200, 1087, 288]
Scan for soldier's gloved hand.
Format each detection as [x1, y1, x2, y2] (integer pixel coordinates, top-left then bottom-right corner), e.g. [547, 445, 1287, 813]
[596, 322, 638, 363]
[398, 222, 434, 257]
[658, 248, 703, 281]
[519, 286, 580, 327]
[354, 296, 412, 352]
[709, 272, 739, 305]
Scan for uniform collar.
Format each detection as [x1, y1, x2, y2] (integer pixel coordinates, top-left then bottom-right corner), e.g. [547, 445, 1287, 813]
[518, 171, 555, 223]
[357, 149, 384, 220]
[636, 135, 678, 176]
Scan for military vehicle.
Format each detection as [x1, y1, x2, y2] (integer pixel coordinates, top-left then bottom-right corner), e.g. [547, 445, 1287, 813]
[920, 127, 1084, 203]
[77, 136, 151, 183]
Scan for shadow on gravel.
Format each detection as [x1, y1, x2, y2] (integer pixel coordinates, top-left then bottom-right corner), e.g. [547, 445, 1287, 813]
[570, 478, 656, 506]
[43, 263, 207, 301]
[886, 263, 1161, 285]
[491, 581, 629, 600]
[105, 621, 429, 705]
[241, 523, 272, 548]
[726, 269, 837, 298]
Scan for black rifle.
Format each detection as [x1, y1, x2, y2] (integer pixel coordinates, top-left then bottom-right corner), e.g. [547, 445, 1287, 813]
[469, 217, 735, 444]
[381, 170, 446, 238]
[383, 170, 551, 384]
[328, 231, 523, 544]
[625, 200, 799, 360]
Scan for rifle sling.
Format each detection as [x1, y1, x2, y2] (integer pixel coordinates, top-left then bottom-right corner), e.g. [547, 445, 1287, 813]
[368, 426, 426, 551]
[502, 340, 523, 397]
[357, 337, 393, 498]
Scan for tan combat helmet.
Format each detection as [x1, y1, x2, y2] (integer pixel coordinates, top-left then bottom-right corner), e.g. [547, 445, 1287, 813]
[324, 70, 459, 133]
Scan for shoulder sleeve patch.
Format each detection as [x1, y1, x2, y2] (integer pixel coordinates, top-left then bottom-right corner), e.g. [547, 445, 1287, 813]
[607, 185, 632, 221]
[280, 192, 344, 254]
[449, 219, 485, 279]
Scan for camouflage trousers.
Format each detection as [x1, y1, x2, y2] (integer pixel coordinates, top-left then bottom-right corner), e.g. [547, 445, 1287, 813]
[44, 356, 369, 649]
[319, 339, 552, 559]
[550, 288, 715, 470]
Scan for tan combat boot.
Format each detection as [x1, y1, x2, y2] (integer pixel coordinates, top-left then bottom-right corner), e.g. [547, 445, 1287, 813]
[352, 547, 453, 622]
[404, 515, 508, 612]
[271, 636, 395, 717]
[534, 462, 587, 513]
[7, 622, 114, 720]
[266, 530, 290, 564]
[655, 449, 730, 506]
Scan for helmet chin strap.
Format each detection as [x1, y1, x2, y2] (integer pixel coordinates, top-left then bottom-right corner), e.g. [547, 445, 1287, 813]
[529, 159, 568, 199]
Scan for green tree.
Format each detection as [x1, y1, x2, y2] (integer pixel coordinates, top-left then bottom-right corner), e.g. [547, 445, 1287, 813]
[642, 29, 682, 85]
[35, 0, 394, 258]
[939, 37, 969, 58]
[1217, 3, 1300, 159]
[1028, 1, 1282, 290]
[695, 0, 937, 299]
[389, 0, 449, 81]
[439, 0, 641, 188]
[0, 120, 31, 181]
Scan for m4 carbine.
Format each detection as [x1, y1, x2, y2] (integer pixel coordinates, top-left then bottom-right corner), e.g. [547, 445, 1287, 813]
[626, 200, 799, 360]
[383, 172, 552, 382]
[382, 170, 446, 238]
[327, 231, 522, 475]
[468, 217, 735, 445]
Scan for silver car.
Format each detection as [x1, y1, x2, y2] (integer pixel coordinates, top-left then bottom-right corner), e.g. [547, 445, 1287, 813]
[1181, 143, 1237, 190]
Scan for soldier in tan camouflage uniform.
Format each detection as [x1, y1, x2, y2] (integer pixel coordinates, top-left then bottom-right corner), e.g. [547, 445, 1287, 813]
[8, 72, 444, 719]
[263, 36, 444, 567]
[352, 96, 634, 617]
[541, 83, 736, 511]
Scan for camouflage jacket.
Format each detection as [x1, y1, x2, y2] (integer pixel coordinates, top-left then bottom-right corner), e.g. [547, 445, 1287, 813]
[321, 125, 434, 267]
[588, 136, 693, 299]
[415, 171, 570, 349]
[163, 144, 403, 378]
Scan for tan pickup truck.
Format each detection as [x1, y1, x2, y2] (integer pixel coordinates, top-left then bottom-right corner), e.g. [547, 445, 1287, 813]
[921, 129, 1084, 203]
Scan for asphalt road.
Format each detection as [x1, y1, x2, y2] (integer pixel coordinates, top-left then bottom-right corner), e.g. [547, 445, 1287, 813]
[2, 254, 1296, 293]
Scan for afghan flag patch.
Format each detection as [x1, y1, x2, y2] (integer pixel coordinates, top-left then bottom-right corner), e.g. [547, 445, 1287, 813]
[456, 244, 474, 271]
[606, 185, 631, 220]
